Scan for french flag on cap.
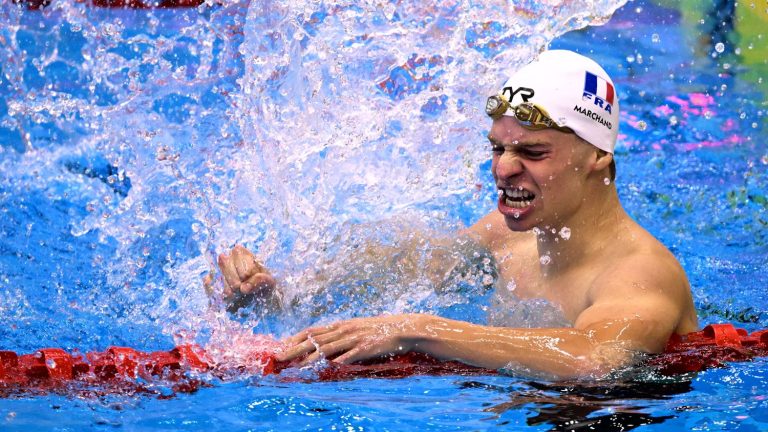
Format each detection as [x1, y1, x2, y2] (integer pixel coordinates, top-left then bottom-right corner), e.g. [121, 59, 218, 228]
[583, 71, 614, 105]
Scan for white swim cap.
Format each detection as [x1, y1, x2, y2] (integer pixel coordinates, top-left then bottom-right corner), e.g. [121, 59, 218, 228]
[495, 50, 620, 153]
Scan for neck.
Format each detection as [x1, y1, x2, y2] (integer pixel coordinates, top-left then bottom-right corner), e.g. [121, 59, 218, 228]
[535, 183, 626, 278]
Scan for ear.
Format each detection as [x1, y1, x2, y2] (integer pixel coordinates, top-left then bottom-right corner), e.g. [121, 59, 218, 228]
[592, 150, 613, 172]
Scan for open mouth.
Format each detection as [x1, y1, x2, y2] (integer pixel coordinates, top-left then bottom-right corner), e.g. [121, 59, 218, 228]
[501, 187, 536, 209]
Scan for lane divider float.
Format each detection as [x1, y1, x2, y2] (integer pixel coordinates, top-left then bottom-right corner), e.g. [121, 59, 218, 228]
[2, 324, 767, 396]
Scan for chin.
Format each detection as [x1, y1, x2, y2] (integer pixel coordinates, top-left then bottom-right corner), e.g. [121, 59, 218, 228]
[502, 214, 538, 232]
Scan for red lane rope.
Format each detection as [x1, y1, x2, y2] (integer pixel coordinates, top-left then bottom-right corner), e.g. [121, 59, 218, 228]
[647, 324, 768, 375]
[2, 324, 768, 397]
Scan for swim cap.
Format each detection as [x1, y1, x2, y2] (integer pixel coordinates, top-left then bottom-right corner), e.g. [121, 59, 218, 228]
[495, 50, 620, 153]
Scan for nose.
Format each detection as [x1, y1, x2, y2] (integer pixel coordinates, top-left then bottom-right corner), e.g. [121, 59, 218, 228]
[493, 151, 524, 180]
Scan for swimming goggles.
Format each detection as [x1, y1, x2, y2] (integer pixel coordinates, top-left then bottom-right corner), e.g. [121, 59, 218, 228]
[485, 95, 572, 133]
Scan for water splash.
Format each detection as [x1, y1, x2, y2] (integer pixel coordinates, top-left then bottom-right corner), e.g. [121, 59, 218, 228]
[0, 0, 627, 352]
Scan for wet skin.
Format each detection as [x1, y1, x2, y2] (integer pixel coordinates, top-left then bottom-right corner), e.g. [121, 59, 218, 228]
[205, 245, 277, 311]
[219, 117, 698, 379]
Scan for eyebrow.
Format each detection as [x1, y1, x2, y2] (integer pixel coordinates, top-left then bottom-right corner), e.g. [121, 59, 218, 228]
[486, 135, 551, 148]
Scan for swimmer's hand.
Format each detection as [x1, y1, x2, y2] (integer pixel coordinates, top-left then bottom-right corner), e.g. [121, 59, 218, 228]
[276, 314, 423, 365]
[204, 245, 280, 313]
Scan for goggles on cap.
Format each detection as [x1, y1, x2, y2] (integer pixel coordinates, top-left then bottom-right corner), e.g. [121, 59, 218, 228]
[485, 94, 572, 133]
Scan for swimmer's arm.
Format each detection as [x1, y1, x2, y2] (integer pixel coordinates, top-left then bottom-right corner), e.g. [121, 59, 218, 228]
[279, 256, 690, 379]
[404, 307, 676, 379]
[304, 228, 496, 300]
[406, 257, 690, 378]
[278, 311, 670, 379]
[210, 229, 495, 315]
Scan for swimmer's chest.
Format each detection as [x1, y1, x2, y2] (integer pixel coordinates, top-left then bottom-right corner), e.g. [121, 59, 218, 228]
[492, 239, 593, 323]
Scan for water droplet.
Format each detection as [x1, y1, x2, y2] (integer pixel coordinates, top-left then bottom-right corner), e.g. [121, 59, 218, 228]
[669, 116, 678, 126]
[715, 42, 725, 53]
[626, 55, 635, 63]
[753, 122, 759, 129]
[539, 254, 551, 265]
[651, 33, 660, 43]
[603, 177, 611, 185]
[760, 155, 768, 165]
[513, 212, 520, 219]
[636, 120, 647, 131]
[559, 227, 571, 240]
[740, 112, 747, 119]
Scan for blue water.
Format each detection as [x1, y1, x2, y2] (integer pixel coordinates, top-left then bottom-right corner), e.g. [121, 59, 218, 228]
[1, 0, 767, 430]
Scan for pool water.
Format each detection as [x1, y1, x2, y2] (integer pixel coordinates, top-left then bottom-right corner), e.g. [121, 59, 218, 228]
[1, 0, 767, 430]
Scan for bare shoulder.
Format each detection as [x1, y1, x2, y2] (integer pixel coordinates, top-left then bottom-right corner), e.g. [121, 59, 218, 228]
[592, 230, 687, 297]
[587, 227, 698, 334]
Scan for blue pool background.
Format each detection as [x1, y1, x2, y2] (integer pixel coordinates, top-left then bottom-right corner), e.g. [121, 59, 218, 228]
[1, 0, 767, 430]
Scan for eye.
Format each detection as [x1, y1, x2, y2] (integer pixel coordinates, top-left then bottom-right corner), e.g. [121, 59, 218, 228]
[520, 149, 548, 159]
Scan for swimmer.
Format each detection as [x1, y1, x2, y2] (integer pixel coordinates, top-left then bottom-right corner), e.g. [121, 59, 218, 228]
[212, 50, 698, 379]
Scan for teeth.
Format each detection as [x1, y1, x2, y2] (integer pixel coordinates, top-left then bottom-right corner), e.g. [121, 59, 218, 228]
[504, 198, 532, 209]
[503, 188, 534, 199]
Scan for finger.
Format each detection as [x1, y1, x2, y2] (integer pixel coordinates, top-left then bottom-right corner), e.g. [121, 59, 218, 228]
[235, 244, 269, 274]
[231, 245, 258, 281]
[241, 273, 277, 295]
[299, 329, 345, 350]
[275, 338, 318, 362]
[233, 245, 269, 273]
[222, 284, 233, 299]
[218, 252, 241, 292]
[280, 322, 340, 347]
[300, 337, 356, 365]
[334, 346, 366, 364]
[316, 337, 358, 361]
[281, 330, 310, 346]
[277, 327, 347, 362]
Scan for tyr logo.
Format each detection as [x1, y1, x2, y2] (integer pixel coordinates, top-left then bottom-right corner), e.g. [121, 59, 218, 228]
[502, 86, 535, 103]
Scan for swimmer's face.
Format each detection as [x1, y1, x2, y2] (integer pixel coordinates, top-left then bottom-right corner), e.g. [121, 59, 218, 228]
[488, 116, 598, 231]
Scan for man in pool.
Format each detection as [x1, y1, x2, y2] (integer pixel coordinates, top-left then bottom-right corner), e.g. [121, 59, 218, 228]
[214, 50, 698, 379]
